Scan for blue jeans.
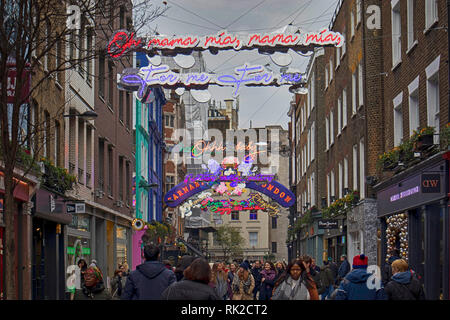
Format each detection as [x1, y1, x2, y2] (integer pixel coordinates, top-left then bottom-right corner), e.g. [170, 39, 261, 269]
[321, 285, 333, 300]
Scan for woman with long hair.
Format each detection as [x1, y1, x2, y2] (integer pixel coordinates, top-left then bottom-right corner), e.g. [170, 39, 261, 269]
[231, 261, 255, 300]
[210, 262, 228, 300]
[272, 259, 319, 300]
[227, 263, 237, 300]
[258, 261, 277, 300]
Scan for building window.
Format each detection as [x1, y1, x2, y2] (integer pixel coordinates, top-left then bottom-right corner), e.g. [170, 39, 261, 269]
[311, 172, 315, 206]
[343, 88, 347, 128]
[108, 146, 113, 196]
[165, 175, 175, 194]
[329, 58, 333, 83]
[86, 127, 92, 187]
[99, 55, 105, 99]
[272, 217, 277, 229]
[231, 211, 239, 221]
[426, 56, 440, 144]
[249, 210, 257, 220]
[126, 161, 130, 205]
[391, 0, 401, 66]
[165, 114, 175, 128]
[393, 93, 403, 147]
[350, 8, 355, 39]
[126, 93, 131, 129]
[55, 39, 60, 83]
[359, 138, 365, 199]
[331, 170, 335, 199]
[326, 115, 330, 149]
[99, 139, 104, 191]
[353, 144, 358, 191]
[249, 232, 258, 247]
[352, 71, 357, 114]
[425, 0, 438, 30]
[344, 157, 349, 191]
[272, 242, 277, 253]
[325, 67, 329, 88]
[108, 61, 114, 107]
[86, 28, 93, 84]
[408, 77, 420, 136]
[338, 94, 342, 134]
[43, 111, 50, 158]
[117, 91, 123, 123]
[407, 0, 416, 49]
[356, 0, 362, 26]
[342, 28, 346, 56]
[54, 120, 60, 166]
[78, 119, 84, 184]
[311, 121, 315, 161]
[338, 162, 343, 198]
[336, 45, 341, 68]
[327, 173, 331, 205]
[358, 63, 364, 107]
[311, 72, 315, 110]
[119, 156, 124, 201]
[330, 110, 334, 145]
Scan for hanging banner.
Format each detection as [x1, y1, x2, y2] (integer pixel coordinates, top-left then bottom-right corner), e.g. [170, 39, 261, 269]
[107, 29, 344, 59]
[118, 63, 306, 99]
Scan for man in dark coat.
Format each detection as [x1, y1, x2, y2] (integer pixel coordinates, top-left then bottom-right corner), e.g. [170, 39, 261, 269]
[381, 249, 401, 286]
[328, 257, 338, 281]
[122, 244, 176, 300]
[335, 254, 386, 300]
[337, 254, 351, 285]
[385, 259, 425, 300]
[320, 261, 335, 300]
[250, 260, 262, 300]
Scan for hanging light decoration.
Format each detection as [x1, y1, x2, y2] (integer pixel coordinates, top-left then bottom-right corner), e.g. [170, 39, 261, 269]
[386, 213, 409, 262]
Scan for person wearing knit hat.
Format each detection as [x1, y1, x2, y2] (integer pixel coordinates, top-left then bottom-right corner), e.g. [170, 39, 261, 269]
[74, 266, 111, 300]
[334, 254, 386, 300]
[232, 262, 255, 300]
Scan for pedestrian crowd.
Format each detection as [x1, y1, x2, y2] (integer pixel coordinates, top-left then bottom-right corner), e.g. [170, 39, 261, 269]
[72, 245, 426, 300]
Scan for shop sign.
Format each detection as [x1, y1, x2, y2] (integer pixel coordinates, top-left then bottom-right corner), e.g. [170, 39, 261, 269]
[421, 174, 440, 193]
[67, 203, 85, 214]
[107, 29, 344, 59]
[67, 246, 90, 256]
[377, 161, 446, 217]
[318, 219, 339, 229]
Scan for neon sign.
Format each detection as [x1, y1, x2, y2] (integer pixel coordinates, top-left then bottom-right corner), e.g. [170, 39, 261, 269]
[200, 198, 264, 215]
[107, 29, 344, 59]
[118, 63, 305, 99]
[184, 173, 274, 184]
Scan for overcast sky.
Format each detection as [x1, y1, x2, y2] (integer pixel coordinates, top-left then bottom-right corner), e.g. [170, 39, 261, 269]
[146, 0, 339, 130]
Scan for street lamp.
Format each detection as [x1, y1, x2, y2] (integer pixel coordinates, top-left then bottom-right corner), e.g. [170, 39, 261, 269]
[63, 110, 98, 120]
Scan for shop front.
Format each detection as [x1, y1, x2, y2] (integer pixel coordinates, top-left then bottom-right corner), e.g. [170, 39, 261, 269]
[0, 172, 32, 299]
[31, 188, 72, 300]
[375, 153, 449, 300]
[323, 217, 347, 263]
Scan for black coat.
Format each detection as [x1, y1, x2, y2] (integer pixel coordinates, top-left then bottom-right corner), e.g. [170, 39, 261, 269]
[385, 271, 425, 300]
[161, 280, 220, 300]
[121, 261, 176, 300]
[251, 267, 262, 293]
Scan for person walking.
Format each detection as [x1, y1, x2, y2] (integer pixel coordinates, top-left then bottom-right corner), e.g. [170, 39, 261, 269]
[320, 260, 335, 300]
[121, 244, 176, 300]
[337, 255, 351, 285]
[74, 266, 111, 300]
[111, 264, 128, 300]
[210, 262, 228, 300]
[174, 255, 196, 281]
[250, 260, 262, 300]
[77, 259, 88, 287]
[161, 258, 220, 300]
[258, 262, 277, 300]
[273, 261, 286, 285]
[271, 259, 319, 300]
[328, 257, 338, 281]
[385, 259, 425, 300]
[381, 249, 402, 286]
[231, 262, 255, 300]
[334, 254, 386, 300]
[227, 263, 237, 300]
[311, 258, 321, 274]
